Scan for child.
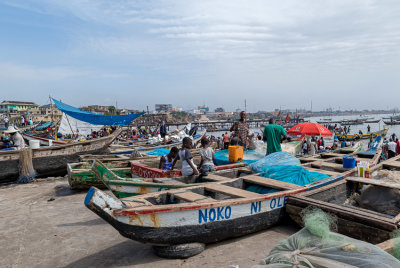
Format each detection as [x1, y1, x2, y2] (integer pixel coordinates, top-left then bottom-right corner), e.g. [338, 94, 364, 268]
[171, 137, 199, 176]
[159, 147, 179, 170]
[199, 137, 215, 176]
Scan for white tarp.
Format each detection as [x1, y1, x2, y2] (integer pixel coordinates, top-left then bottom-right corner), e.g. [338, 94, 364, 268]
[59, 113, 103, 136]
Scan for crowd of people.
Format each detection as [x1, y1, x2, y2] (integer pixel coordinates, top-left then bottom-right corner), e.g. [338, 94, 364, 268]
[382, 134, 400, 159]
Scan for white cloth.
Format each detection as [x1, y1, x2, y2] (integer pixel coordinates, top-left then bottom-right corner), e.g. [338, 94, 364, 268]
[200, 147, 214, 167]
[11, 132, 25, 149]
[388, 141, 397, 153]
[59, 113, 103, 136]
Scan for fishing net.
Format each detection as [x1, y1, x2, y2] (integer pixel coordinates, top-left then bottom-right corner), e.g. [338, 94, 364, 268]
[145, 148, 171, 156]
[249, 151, 300, 173]
[391, 231, 400, 260]
[259, 165, 329, 186]
[17, 148, 36, 183]
[130, 149, 143, 158]
[254, 207, 400, 268]
[346, 185, 400, 216]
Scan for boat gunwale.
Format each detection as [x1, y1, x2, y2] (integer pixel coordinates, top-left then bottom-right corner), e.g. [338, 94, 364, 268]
[0, 128, 122, 156]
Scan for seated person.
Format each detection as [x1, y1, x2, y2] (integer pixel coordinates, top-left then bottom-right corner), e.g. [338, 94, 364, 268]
[159, 147, 179, 170]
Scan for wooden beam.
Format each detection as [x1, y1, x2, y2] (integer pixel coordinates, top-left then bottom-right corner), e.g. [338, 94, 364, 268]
[173, 192, 215, 203]
[242, 175, 301, 190]
[346, 177, 400, 190]
[204, 184, 262, 198]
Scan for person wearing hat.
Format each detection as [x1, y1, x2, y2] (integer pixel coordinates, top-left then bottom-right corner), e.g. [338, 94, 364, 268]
[4, 126, 25, 149]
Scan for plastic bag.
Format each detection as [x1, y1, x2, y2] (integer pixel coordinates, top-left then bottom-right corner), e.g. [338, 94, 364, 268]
[256, 208, 400, 268]
[249, 151, 300, 173]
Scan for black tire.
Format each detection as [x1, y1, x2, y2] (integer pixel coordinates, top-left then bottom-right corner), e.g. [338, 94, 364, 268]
[152, 243, 205, 259]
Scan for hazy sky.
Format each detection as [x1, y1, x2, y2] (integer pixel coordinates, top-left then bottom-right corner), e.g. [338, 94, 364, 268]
[0, 0, 399, 112]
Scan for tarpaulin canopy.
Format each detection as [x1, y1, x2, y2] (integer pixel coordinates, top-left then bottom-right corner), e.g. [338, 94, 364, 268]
[59, 113, 103, 136]
[52, 98, 144, 126]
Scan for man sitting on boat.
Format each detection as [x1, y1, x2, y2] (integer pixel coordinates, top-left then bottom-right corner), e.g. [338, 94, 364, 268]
[3, 126, 26, 150]
[159, 147, 179, 171]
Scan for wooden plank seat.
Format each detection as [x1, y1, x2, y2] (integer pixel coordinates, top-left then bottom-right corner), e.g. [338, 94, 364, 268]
[346, 177, 400, 190]
[173, 192, 215, 203]
[382, 161, 400, 170]
[152, 178, 186, 185]
[204, 183, 262, 198]
[203, 174, 230, 182]
[242, 175, 301, 190]
[318, 162, 351, 172]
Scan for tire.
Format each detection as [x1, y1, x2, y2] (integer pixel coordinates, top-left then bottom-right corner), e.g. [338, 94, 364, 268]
[152, 243, 205, 259]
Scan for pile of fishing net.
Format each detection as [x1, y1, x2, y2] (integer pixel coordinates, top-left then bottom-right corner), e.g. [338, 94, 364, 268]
[145, 148, 171, 156]
[260, 165, 329, 187]
[346, 184, 400, 216]
[17, 148, 36, 184]
[249, 151, 300, 173]
[253, 207, 400, 268]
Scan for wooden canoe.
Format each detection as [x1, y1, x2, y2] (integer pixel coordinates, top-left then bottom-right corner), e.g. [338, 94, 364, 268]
[0, 128, 122, 184]
[335, 126, 389, 141]
[85, 157, 363, 251]
[69, 151, 202, 189]
[286, 154, 400, 245]
[92, 159, 247, 198]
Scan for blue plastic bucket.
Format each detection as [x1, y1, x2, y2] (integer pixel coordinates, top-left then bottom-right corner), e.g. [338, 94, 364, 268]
[343, 156, 356, 168]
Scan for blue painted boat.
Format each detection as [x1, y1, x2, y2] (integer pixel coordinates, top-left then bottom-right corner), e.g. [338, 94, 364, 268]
[357, 135, 382, 158]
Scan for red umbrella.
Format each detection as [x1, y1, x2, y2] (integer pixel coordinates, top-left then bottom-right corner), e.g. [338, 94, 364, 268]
[287, 122, 332, 137]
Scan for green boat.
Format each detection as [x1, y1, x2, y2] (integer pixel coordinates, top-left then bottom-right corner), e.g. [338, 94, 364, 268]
[92, 159, 250, 198]
[67, 161, 133, 189]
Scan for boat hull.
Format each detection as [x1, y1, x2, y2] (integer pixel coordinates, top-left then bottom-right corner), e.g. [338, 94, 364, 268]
[85, 186, 290, 245]
[0, 129, 121, 184]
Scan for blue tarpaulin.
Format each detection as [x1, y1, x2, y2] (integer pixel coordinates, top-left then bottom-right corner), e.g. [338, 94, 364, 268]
[52, 98, 145, 126]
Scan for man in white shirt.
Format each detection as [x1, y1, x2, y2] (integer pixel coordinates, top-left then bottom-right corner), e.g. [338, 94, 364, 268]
[388, 139, 397, 159]
[4, 126, 25, 149]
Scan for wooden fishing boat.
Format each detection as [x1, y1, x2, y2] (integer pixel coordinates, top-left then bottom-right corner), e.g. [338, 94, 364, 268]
[365, 119, 381, 123]
[286, 155, 400, 245]
[384, 120, 400, 125]
[69, 150, 201, 189]
[85, 153, 370, 257]
[68, 160, 132, 189]
[92, 159, 247, 198]
[335, 126, 389, 141]
[337, 141, 363, 154]
[0, 128, 122, 184]
[22, 132, 68, 146]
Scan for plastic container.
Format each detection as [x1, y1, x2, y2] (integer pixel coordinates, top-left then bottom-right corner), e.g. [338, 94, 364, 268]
[29, 140, 40, 149]
[228, 146, 243, 163]
[48, 140, 53, 146]
[343, 156, 356, 168]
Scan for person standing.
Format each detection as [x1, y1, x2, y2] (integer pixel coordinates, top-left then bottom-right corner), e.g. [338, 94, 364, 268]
[20, 116, 25, 127]
[199, 138, 216, 176]
[230, 111, 249, 149]
[396, 138, 400, 156]
[388, 139, 397, 159]
[3, 116, 9, 129]
[223, 133, 230, 149]
[367, 125, 371, 133]
[160, 121, 167, 144]
[263, 118, 287, 155]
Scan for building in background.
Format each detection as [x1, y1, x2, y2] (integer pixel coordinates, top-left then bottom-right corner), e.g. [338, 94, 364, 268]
[215, 107, 224, 113]
[0, 100, 39, 113]
[198, 105, 209, 113]
[155, 104, 172, 113]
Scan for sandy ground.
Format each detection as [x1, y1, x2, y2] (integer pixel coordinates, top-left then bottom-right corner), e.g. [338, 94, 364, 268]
[0, 177, 298, 268]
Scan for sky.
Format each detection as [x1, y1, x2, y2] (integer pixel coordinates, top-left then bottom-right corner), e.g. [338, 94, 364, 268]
[0, 0, 399, 112]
